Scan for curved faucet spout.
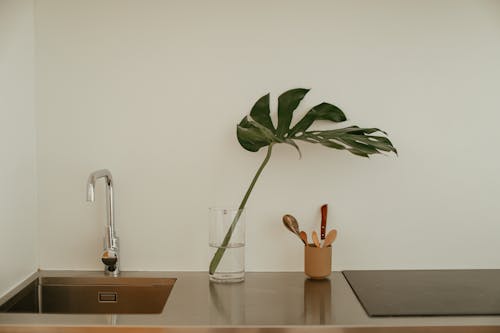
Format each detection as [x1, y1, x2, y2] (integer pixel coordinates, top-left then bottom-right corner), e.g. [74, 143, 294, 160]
[87, 182, 95, 202]
[87, 169, 119, 276]
[87, 169, 113, 202]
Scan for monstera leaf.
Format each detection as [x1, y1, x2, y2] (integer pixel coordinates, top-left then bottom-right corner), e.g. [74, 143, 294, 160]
[209, 88, 397, 276]
[237, 88, 397, 157]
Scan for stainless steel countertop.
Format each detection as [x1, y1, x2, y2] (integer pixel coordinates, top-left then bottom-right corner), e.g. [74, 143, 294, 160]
[0, 271, 499, 332]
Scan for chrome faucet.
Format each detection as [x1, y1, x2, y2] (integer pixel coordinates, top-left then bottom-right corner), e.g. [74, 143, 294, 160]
[87, 169, 119, 276]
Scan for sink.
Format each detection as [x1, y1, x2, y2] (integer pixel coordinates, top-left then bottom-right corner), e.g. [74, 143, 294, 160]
[0, 275, 176, 314]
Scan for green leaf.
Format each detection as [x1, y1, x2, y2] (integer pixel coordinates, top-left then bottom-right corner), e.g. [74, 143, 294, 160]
[245, 116, 280, 143]
[276, 88, 310, 138]
[299, 132, 343, 149]
[237, 118, 272, 152]
[236, 89, 396, 157]
[348, 149, 370, 158]
[250, 93, 275, 132]
[314, 127, 387, 137]
[296, 127, 397, 157]
[319, 140, 346, 150]
[237, 116, 283, 152]
[289, 102, 346, 137]
[337, 138, 379, 154]
[347, 135, 398, 154]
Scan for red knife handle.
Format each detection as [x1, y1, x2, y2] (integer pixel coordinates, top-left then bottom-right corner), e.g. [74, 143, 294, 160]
[321, 204, 328, 240]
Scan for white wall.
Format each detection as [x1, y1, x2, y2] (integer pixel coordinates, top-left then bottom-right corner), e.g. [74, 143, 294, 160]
[35, 0, 500, 272]
[0, 0, 38, 296]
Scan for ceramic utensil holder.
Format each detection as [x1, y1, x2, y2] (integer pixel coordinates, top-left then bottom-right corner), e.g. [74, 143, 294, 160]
[304, 245, 332, 279]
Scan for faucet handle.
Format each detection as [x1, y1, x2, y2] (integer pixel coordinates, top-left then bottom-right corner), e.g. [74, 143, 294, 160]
[102, 249, 118, 273]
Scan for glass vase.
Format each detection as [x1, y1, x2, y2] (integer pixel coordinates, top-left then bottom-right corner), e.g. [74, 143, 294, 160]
[208, 207, 245, 283]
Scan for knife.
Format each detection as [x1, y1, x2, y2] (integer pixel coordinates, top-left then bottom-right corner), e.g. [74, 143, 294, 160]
[320, 204, 328, 240]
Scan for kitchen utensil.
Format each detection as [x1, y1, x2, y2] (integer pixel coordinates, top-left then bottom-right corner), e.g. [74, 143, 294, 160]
[282, 214, 303, 244]
[299, 231, 308, 246]
[282, 214, 300, 234]
[311, 231, 321, 247]
[322, 229, 337, 247]
[320, 204, 328, 240]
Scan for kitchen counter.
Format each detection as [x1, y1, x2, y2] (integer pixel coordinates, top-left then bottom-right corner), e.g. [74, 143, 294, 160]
[0, 271, 499, 332]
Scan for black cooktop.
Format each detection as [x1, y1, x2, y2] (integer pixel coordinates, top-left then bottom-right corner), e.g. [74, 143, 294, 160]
[343, 269, 500, 316]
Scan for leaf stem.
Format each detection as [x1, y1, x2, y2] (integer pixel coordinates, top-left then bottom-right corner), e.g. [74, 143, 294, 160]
[209, 143, 274, 275]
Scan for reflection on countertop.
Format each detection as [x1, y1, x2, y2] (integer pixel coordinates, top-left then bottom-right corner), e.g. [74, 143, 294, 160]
[206, 275, 334, 325]
[205, 273, 335, 326]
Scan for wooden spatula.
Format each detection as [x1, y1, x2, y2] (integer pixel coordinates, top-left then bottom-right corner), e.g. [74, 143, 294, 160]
[312, 231, 321, 247]
[322, 229, 338, 247]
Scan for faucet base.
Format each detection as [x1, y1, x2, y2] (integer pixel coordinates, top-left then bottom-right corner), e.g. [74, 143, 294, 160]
[105, 267, 120, 277]
[102, 243, 119, 276]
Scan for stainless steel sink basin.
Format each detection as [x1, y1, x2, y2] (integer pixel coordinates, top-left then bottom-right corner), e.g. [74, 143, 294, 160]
[0, 274, 176, 314]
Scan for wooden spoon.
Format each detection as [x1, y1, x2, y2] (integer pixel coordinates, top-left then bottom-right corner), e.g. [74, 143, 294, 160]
[299, 231, 308, 246]
[322, 229, 338, 247]
[282, 214, 304, 244]
[282, 214, 300, 234]
[311, 231, 321, 247]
